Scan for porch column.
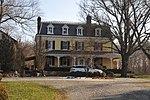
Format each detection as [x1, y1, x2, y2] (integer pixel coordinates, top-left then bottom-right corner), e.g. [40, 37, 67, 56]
[73, 57, 76, 65]
[110, 58, 113, 69]
[57, 56, 60, 67]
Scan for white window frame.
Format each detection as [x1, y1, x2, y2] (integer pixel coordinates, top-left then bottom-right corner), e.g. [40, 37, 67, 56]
[62, 25, 69, 35]
[77, 26, 83, 36]
[95, 28, 102, 36]
[48, 41, 54, 50]
[47, 24, 54, 34]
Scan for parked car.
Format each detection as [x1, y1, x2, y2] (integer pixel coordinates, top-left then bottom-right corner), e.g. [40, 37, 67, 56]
[70, 65, 103, 74]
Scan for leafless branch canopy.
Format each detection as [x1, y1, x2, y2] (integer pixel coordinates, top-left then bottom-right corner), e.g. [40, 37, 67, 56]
[0, 0, 40, 37]
[79, 0, 150, 56]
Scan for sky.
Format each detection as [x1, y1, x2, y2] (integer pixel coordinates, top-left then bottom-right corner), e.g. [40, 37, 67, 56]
[39, 0, 81, 22]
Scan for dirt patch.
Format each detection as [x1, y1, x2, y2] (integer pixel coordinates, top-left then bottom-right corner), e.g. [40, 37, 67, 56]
[135, 81, 150, 88]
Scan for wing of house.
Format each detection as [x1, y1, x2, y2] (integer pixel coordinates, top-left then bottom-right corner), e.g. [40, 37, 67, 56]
[0, 30, 19, 72]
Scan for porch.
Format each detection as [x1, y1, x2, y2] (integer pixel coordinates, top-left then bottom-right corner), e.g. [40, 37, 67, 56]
[44, 50, 121, 69]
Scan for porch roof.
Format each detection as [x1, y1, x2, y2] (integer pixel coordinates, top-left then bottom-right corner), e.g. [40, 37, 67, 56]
[43, 50, 121, 58]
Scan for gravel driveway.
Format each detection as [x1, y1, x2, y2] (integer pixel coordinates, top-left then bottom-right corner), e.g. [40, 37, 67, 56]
[2, 77, 150, 100]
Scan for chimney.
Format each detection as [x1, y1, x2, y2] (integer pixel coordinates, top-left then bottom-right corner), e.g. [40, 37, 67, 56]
[86, 15, 91, 24]
[37, 16, 41, 34]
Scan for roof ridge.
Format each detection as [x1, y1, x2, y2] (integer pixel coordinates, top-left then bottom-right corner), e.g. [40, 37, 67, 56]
[42, 21, 85, 25]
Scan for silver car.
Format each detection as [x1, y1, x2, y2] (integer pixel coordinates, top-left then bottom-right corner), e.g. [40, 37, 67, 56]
[70, 65, 103, 74]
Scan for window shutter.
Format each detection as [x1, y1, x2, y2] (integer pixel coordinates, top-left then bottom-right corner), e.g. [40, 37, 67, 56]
[101, 43, 103, 50]
[67, 59, 70, 66]
[52, 57, 54, 65]
[94, 42, 96, 50]
[60, 57, 62, 65]
[75, 41, 77, 50]
[45, 40, 48, 49]
[53, 41, 55, 49]
[68, 41, 70, 50]
[82, 42, 84, 50]
[61, 41, 63, 49]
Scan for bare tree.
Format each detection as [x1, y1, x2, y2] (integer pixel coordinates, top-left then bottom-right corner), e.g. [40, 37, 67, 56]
[0, 0, 40, 36]
[79, 0, 150, 77]
[141, 42, 150, 60]
[129, 50, 150, 74]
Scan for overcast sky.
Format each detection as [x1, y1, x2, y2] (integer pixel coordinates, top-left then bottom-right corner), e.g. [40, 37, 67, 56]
[39, 0, 81, 22]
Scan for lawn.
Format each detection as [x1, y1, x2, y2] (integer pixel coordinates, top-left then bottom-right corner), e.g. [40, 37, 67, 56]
[114, 74, 150, 79]
[129, 74, 150, 79]
[0, 81, 66, 100]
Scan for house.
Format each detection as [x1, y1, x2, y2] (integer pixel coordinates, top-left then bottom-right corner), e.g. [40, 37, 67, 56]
[0, 30, 19, 72]
[35, 16, 121, 70]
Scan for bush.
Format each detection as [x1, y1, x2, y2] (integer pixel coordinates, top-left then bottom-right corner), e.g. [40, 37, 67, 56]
[0, 86, 8, 100]
[44, 67, 71, 72]
[0, 73, 3, 81]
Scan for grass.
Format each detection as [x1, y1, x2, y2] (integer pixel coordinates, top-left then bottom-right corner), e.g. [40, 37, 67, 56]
[114, 74, 150, 79]
[0, 81, 67, 100]
[129, 74, 150, 79]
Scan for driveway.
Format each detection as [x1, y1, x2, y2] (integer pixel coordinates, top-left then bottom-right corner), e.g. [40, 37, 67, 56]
[2, 77, 150, 100]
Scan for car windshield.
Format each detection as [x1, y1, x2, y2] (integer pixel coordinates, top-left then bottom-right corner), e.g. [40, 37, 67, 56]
[73, 66, 86, 68]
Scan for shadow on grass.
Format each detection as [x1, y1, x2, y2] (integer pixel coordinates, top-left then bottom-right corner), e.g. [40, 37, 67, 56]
[92, 90, 150, 100]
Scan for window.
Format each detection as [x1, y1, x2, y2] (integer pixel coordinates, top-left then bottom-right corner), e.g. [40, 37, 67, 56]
[77, 58, 85, 65]
[45, 40, 55, 50]
[47, 24, 54, 34]
[79, 59, 84, 65]
[61, 41, 70, 50]
[95, 28, 101, 36]
[63, 28, 68, 34]
[61, 57, 70, 66]
[94, 42, 102, 51]
[47, 57, 54, 66]
[62, 25, 69, 35]
[76, 42, 84, 50]
[48, 41, 53, 50]
[77, 26, 83, 36]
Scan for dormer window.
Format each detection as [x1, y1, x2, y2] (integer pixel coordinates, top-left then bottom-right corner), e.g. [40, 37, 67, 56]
[62, 25, 69, 35]
[95, 28, 101, 36]
[47, 24, 54, 34]
[77, 26, 83, 36]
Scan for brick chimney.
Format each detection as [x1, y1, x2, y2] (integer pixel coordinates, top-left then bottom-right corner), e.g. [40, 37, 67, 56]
[37, 16, 41, 34]
[86, 15, 91, 24]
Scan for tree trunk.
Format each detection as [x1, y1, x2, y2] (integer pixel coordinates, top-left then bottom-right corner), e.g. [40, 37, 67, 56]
[121, 55, 129, 77]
